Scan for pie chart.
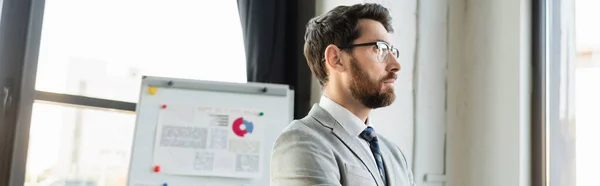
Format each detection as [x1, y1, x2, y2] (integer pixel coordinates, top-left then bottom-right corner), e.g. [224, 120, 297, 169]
[232, 117, 254, 137]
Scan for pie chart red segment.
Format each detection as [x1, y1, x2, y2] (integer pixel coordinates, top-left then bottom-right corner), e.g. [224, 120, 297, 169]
[232, 117, 247, 137]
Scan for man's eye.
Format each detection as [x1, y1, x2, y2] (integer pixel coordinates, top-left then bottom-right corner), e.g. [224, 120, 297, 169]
[381, 48, 389, 54]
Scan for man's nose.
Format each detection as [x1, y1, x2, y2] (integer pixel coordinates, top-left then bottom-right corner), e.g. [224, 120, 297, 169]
[386, 53, 401, 73]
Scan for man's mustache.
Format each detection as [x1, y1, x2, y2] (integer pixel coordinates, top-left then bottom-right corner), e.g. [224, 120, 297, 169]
[381, 73, 397, 82]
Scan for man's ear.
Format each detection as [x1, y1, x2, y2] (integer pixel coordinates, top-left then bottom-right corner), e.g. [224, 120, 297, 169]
[324, 44, 346, 72]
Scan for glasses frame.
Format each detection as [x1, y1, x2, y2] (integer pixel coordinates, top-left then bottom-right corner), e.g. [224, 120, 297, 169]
[338, 41, 399, 62]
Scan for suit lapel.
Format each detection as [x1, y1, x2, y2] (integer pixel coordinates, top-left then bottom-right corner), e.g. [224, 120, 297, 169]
[379, 141, 395, 186]
[307, 105, 384, 186]
[331, 122, 385, 186]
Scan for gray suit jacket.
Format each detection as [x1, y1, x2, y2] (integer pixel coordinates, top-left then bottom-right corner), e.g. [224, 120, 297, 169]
[270, 104, 415, 186]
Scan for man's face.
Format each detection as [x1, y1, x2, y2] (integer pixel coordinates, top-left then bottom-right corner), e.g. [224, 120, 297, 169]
[344, 19, 401, 109]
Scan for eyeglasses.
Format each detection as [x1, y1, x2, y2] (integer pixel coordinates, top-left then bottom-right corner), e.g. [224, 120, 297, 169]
[338, 41, 399, 62]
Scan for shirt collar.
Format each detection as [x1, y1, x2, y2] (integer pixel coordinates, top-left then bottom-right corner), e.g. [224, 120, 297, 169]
[318, 95, 370, 137]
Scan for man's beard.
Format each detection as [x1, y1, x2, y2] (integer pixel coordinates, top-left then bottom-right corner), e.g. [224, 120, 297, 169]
[349, 57, 396, 109]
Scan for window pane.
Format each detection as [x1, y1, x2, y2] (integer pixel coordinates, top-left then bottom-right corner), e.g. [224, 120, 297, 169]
[25, 102, 135, 186]
[35, 0, 247, 102]
[576, 0, 600, 185]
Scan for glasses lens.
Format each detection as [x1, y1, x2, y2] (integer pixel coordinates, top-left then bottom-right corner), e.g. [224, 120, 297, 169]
[392, 48, 399, 59]
[377, 43, 390, 62]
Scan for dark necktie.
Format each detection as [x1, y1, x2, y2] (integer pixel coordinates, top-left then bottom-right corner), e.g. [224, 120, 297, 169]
[360, 126, 387, 185]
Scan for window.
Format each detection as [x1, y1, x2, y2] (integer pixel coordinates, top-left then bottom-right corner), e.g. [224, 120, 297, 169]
[25, 102, 135, 186]
[25, 0, 246, 185]
[34, 0, 247, 102]
[574, 0, 600, 185]
[539, 0, 600, 185]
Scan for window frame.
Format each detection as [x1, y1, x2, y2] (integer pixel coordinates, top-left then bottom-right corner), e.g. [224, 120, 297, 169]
[531, 0, 548, 185]
[0, 0, 36, 185]
[532, 0, 577, 185]
[9, 0, 138, 185]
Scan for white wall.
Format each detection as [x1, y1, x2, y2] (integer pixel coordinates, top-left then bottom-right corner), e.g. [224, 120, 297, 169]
[412, 0, 448, 185]
[445, 0, 531, 186]
[313, 0, 417, 165]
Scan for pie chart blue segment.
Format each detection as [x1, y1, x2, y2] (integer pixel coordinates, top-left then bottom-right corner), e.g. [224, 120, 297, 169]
[243, 120, 254, 133]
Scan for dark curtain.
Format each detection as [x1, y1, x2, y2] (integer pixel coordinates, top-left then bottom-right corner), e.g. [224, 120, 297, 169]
[237, 0, 315, 119]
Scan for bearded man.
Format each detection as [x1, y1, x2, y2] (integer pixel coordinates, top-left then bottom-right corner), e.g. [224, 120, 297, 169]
[269, 3, 415, 186]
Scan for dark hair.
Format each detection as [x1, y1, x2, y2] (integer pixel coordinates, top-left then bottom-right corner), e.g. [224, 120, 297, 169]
[304, 3, 393, 86]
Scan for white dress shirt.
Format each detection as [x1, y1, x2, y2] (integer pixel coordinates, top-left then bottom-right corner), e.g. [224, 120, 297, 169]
[318, 95, 376, 164]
